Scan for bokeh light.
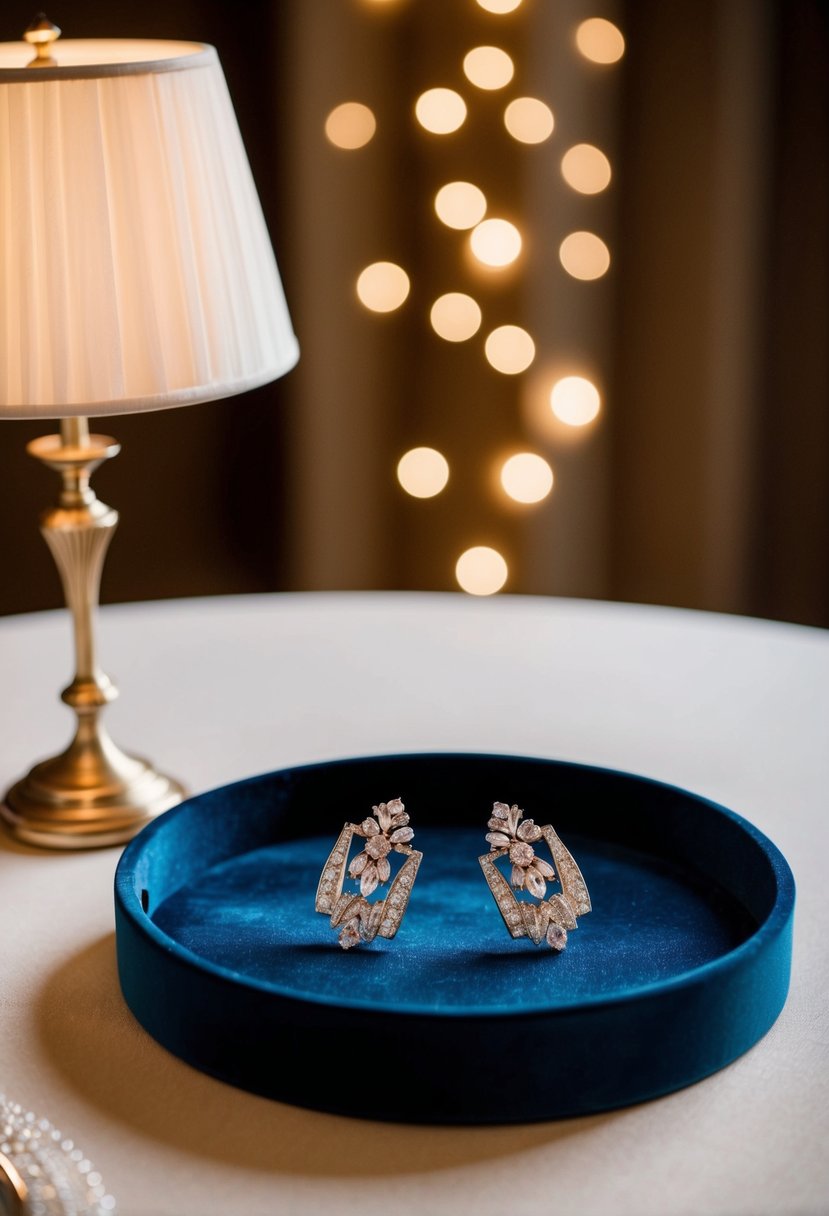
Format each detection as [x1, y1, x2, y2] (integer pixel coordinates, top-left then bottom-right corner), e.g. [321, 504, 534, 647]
[470, 218, 522, 267]
[500, 453, 554, 503]
[575, 18, 625, 64]
[504, 97, 555, 144]
[550, 376, 601, 426]
[476, 0, 522, 12]
[463, 46, 515, 90]
[484, 325, 535, 374]
[397, 447, 450, 498]
[559, 231, 610, 280]
[415, 88, 467, 134]
[456, 546, 508, 595]
[324, 102, 377, 150]
[356, 261, 411, 312]
[434, 181, 487, 230]
[561, 144, 612, 194]
[430, 293, 482, 342]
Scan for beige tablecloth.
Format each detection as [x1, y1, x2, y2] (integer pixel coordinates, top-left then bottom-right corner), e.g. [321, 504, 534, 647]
[1, 593, 826, 1216]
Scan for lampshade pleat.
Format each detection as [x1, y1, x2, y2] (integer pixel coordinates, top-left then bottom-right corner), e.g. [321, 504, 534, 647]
[0, 41, 299, 418]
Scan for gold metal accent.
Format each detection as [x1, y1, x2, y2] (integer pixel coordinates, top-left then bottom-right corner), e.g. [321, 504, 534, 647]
[0, 1150, 27, 1216]
[23, 13, 61, 67]
[0, 417, 185, 850]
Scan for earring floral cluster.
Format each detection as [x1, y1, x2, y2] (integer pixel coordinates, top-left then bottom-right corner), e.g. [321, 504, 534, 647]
[315, 798, 422, 949]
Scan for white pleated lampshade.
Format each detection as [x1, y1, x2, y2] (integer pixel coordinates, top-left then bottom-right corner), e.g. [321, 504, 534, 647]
[0, 39, 299, 418]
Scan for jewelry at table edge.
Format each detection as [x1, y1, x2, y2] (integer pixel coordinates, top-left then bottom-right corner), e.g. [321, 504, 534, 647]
[479, 802, 592, 950]
[315, 798, 422, 949]
[0, 1091, 116, 1216]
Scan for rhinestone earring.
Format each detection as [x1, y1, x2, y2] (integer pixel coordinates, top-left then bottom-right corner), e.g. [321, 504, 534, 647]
[479, 802, 591, 950]
[315, 799, 422, 949]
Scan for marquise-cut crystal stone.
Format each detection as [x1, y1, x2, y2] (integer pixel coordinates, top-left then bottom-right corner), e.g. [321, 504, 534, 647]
[376, 856, 391, 882]
[360, 865, 379, 896]
[487, 831, 511, 848]
[349, 853, 368, 877]
[390, 826, 414, 844]
[492, 802, 510, 818]
[525, 868, 546, 899]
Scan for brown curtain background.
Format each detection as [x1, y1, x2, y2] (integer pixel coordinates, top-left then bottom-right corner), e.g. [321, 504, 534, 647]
[612, 0, 829, 624]
[0, 0, 826, 626]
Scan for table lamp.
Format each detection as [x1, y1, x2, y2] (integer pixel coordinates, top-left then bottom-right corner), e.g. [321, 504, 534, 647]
[0, 18, 299, 849]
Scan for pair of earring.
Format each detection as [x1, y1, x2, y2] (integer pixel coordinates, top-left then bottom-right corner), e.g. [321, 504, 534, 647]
[315, 798, 591, 952]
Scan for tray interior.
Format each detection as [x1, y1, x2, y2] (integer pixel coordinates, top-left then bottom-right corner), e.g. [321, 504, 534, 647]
[152, 826, 757, 1013]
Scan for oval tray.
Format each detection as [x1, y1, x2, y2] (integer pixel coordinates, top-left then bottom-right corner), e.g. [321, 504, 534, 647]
[114, 753, 795, 1124]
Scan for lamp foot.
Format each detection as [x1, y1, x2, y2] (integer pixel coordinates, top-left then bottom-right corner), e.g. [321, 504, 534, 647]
[1, 734, 185, 849]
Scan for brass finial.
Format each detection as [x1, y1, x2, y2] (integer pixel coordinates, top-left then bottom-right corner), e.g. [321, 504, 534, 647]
[23, 13, 61, 66]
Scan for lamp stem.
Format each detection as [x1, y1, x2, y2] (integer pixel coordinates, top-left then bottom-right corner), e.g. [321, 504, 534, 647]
[0, 424, 184, 848]
[55, 415, 101, 683]
[61, 414, 89, 447]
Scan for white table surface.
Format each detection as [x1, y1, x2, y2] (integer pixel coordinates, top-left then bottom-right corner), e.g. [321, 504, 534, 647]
[1, 592, 827, 1216]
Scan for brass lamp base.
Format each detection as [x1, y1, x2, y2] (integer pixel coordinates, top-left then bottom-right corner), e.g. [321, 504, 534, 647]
[2, 737, 185, 850]
[0, 416, 185, 850]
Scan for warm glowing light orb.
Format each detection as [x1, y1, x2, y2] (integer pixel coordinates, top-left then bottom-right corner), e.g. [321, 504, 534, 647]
[550, 376, 601, 426]
[415, 88, 467, 134]
[504, 96, 555, 144]
[575, 18, 625, 64]
[430, 293, 482, 342]
[476, 0, 522, 12]
[356, 261, 411, 312]
[559, 231, 610, 280]
[470, 218, 522, 267]
[500, 453, 554, 503]
[434, 181, 487, 230]
[463, 46, 514, 90]
[456, 546, 508, 595]
[324, 102, 377, 149]
[561, 143, 612, 193]
[484, 325, 535, 374]
[397, 447, 450, 498]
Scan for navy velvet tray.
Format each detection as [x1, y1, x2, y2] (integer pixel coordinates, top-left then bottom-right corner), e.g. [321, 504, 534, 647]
[114, 753, 795, 1124]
